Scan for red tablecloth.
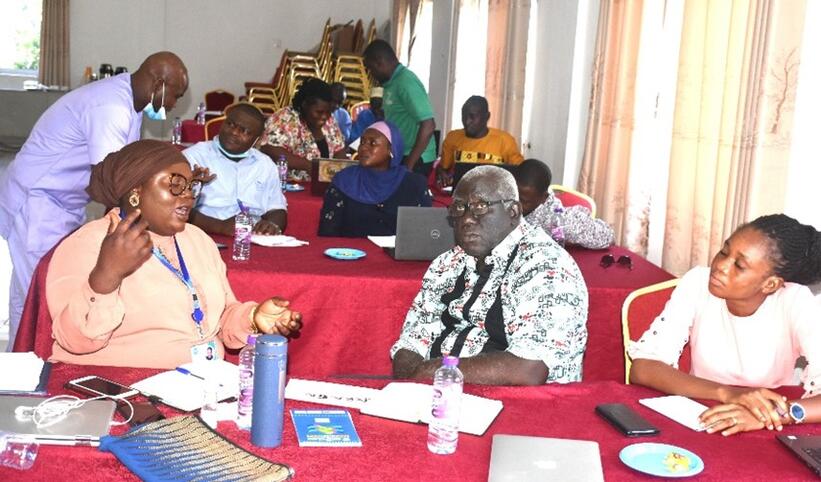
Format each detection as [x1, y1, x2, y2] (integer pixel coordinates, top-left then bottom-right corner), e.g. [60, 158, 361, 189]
[181, 119, 205, 143]
[220, 191, 673, 382]
[2, 363, 816, 481]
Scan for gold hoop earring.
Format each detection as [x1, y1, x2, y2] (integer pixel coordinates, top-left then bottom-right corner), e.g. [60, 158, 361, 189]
[128, 191, 140, 207]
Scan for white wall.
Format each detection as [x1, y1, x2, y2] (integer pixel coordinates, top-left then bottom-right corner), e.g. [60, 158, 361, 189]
[524, 0, 598, 186]
[69, 0, 391, 139]
[428, 0, 457, 135]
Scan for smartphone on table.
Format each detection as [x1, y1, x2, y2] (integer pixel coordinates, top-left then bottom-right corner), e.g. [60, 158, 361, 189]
[117, 401, 165, 427]
[596, 403, 660, 437]
[65, 375, 140, 399]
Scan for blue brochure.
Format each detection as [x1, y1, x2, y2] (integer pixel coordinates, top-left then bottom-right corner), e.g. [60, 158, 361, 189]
[290, 409, 362, 447]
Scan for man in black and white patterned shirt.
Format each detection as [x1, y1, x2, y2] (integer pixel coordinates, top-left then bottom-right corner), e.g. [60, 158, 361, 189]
[391, 166, 588, 385]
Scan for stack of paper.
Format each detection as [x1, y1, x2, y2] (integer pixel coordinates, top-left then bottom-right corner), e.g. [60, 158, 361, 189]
[285, 379, 504, 435]
[360, 382, 503, 435]
[285, 378, 380, 409]
[367, 236, 396, 249]
[0, 352, 46, 392]
[639, 395, 710, 431]
[132, 360, 238, 411]
[251, 234, 309, 247]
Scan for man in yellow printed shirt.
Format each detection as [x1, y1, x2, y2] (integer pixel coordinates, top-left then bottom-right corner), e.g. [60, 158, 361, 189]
[437, 95, 524, 186]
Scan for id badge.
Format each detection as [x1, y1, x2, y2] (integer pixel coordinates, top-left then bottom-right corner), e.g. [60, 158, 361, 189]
[191, 340, 218, 363]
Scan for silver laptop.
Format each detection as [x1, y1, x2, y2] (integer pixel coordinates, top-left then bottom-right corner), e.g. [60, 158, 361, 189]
[488, 434, 605, 482]
[0, 395, 116, 446]
[386, 207, 454, 261]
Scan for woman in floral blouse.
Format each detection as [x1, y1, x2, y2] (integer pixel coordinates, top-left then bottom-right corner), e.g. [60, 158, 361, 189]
[258, 78, 346, 178]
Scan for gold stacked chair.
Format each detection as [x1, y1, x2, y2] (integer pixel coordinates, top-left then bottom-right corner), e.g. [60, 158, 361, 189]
[333, 55, 370, 106]
[244, 18, 377, 111]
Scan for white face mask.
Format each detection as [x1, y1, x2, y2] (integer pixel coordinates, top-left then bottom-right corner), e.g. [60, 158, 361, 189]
[143, 81, 166, 120]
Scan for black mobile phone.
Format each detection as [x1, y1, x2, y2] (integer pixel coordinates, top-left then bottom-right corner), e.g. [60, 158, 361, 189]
[117, 401, 165, 427]
[65, 375, 139, 399]
[596, 403, 660, 437]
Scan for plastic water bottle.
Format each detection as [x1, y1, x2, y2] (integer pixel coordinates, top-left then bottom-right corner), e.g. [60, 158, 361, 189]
[200, 378, 219, 429]
[277, 154, 288, 191]
[0, 432, 38, 470]
[172, 117, 182, 144]
[551, 206, 566, 247]
[232, 210, 252, 261]
[236, 334, 257, 430]
[427, 356, 464, 454]
[196, 102, 207, 125]
[251, 334, 288, 448]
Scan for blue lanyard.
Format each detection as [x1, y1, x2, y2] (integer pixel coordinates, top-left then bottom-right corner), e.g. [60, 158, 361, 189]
[152, 237, 205, 338]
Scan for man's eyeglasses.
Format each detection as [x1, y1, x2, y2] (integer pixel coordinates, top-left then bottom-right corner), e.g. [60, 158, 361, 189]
[600, 254, 632, 270]
[168, 173, 202, 198]
[447, 199, 515, 220]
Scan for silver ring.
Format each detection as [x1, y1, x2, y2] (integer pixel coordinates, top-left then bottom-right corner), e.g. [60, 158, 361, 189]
[731, 416, 738, 426]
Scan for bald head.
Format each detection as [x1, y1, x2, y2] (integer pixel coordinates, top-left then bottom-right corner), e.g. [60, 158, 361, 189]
[131, 51, 189, 113]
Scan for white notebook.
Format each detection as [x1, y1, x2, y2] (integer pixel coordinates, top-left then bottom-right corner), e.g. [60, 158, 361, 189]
[131, 360, 238, 412]
[639, 395, 709, 431]
[360, 382, 503, 435]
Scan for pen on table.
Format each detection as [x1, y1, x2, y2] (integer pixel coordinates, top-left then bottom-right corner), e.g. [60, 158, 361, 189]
[175, 367, 225, 387]
[176, 367, 205, 381]
[237, 199, 247, 214]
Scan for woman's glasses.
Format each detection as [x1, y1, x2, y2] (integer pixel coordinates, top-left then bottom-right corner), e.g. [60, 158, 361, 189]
[168, 173, 202, 198]
[600, 254, 632, 270]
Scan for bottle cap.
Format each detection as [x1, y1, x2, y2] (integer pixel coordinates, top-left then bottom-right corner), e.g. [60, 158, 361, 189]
[246, 334, 258, 345]
[442, 355, 459, 367]
[255, 334, 288, 356]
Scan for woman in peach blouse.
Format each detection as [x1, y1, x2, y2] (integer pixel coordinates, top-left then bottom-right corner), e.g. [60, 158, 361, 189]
[629, 214, 821, 436]
[47, 140, 301, 369]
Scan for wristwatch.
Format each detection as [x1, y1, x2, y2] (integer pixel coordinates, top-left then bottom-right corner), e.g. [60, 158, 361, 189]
[789, 402, 807, 424]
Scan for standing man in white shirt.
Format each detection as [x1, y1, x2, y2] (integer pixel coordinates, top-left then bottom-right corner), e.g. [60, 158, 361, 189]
[0, 51, 188, 349]
[184, 103, 287, 236]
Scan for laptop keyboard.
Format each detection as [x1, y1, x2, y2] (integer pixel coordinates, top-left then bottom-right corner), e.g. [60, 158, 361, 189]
[803, 447, 821, 463]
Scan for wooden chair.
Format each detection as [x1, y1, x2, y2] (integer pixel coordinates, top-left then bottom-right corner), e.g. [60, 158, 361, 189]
[621, 278, 687, 384]
[248, 87, 276, 97]
[204, 89, 235, 113]
[550, 184, 597, 217]
[204, 115, 226, 141]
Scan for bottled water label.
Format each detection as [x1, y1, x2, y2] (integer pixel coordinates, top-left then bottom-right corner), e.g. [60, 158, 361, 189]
[427, 360, 463, 455]
[232, 219, 252, 261]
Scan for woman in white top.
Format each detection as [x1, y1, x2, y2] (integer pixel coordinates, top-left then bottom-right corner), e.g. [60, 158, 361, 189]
[629, 214, 821, 436]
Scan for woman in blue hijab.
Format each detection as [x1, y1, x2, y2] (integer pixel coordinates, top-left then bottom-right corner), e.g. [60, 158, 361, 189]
[318, 121, 431, 237]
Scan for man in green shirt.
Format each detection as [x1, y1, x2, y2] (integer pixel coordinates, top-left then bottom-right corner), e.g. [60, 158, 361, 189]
[363, 40, 436, 176]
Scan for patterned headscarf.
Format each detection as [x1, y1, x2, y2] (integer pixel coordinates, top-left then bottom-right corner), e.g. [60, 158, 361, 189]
[87, 140, 188, 208]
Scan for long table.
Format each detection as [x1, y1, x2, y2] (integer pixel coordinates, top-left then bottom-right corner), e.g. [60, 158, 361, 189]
[219, 190, 674, 382]
[2, 363, 817, 481]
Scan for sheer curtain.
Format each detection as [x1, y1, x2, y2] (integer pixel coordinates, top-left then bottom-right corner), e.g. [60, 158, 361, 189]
[662, 0, 807, 274]
[38, 0, 70, 88]
[580, 0, 808, 275]
[484, 0, 531, 142]
[578, 0, 644, 249]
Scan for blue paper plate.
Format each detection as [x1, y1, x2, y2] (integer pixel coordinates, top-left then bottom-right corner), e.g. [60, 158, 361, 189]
[324, 248, 366, 260]
[619, 443, 704, 478]
[285, 183, 305, 192]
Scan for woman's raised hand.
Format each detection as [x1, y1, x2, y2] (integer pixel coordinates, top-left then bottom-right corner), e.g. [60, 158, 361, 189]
[89, 210, 153, 294]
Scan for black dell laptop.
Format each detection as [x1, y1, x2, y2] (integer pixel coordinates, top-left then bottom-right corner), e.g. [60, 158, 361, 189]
[777, 434, 821, 477]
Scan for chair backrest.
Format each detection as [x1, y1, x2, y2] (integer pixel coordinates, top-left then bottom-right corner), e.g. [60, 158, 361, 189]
[622, 278, 690, 384]
[204, 115, 226, 141]
[12, 246, 58, 359]
[348, 101, 370, 121]
[204, 89, 235, 113]
[550, 184, 597, 217]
